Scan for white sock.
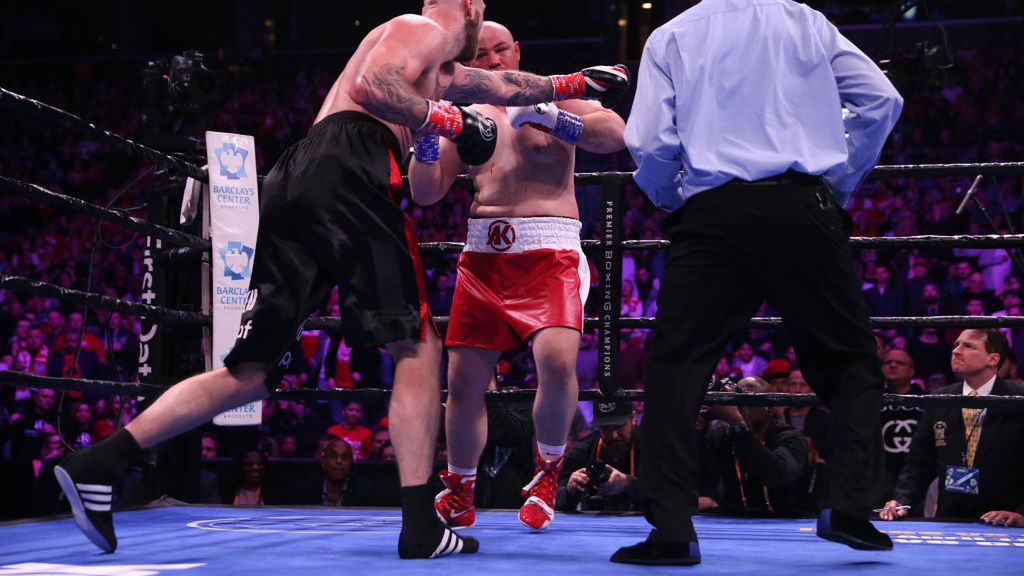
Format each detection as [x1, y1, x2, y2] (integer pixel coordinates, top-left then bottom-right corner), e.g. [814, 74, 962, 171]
[536, 440, 566, 462]
[448, 464, 477, 478]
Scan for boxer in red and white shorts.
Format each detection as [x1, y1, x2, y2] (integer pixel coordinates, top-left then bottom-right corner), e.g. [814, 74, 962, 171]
[446, 217, 589, 350]
[409, 21, 627, 533]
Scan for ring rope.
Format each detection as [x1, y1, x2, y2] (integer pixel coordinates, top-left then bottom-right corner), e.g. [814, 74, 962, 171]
[3, 272, 1017, 333]
[2, 370, 1021, 409]
[0, 86, 208, 182]
[304, 314, 1024, 331]
[0, 176, 210, 251]
[0, 275, 210, 326]
[419, 234, 1024, 255]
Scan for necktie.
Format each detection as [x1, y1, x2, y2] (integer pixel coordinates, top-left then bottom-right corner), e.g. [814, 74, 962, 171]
[962, 389, 980, 467]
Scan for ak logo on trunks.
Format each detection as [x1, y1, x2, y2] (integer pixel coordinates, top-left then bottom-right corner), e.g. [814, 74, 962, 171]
[219, 241, 255, 281]
[487, 220, 516, 252]
[215, 142, 248, 180]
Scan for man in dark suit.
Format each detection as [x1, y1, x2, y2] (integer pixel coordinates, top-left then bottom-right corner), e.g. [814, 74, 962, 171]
[863, 264, 905, 318]
[290, 437, 373, 506]
[879, 329, 1024, 526]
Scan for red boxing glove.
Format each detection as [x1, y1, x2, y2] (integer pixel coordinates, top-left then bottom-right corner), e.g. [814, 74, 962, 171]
[551, 64, 630, 108]
[418, 100, 464, 139]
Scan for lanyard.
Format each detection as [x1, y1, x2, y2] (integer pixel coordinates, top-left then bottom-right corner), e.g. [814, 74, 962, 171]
[962, 407, 985, 466]
[733, 439, 774, 512]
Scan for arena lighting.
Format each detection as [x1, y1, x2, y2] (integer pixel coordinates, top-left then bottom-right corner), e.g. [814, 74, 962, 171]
[641, 2, 653, 8]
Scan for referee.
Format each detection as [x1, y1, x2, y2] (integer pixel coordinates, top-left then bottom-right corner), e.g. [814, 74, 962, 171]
[614, 0, 903, 565]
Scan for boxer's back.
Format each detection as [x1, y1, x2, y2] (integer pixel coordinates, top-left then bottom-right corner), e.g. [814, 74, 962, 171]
[314, 15, 455, 159]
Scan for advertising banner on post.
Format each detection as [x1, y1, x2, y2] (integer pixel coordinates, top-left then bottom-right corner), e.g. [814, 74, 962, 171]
[206, 131, 262, 426]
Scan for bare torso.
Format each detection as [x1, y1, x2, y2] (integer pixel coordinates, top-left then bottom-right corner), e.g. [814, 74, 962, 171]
[466, 103, 579, 219]
[314, 16, 458, 162]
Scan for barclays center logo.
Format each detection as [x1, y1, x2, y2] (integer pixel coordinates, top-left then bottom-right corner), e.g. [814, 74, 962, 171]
[219, 241, 254, 281]
[215, 142, 248, 180]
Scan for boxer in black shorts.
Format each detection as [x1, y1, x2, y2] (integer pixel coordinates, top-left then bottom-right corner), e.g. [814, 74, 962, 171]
[225, 111, 430, 388]
[54, 0, 628, 560]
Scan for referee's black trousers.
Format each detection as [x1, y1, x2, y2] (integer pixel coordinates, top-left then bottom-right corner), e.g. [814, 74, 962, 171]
[638, 179, 885, 541]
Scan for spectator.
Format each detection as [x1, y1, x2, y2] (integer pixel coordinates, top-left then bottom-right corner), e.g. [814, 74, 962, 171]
[961, 272, 999, 313]
[620, 279, 644, 318]
[231, 448, 270, 506]
[18, 326, 49, 376]
[863, 264, 904, 317]
[54, 311, 106, 360]
[91, 395, 133, 442]
[906, 328, 953, 383]
[370, 426, 391, 460]
[105, 312, 139, 379]
[200, 432, 219, 460]
[559, 399, 639, 512]
[702, 378, 810, 516]
[8, 388, 58, 464]
[880, 329, 1024, 525]
[760, 358, 792, 424]
[910, 283, 944, 317]
[879, 349, 924, 490]
[289, 437, 373, 506]
[326, 400, 373, 460]
[731, 341, 767, 378]
[783, 369, 832, 461]
[47, 328, 107, 379]
[63, 400, 94, 450]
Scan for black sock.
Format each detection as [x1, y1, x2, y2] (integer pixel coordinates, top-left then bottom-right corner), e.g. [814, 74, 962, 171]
[400, 484, 437, 531]
[105, 428, 144, 463]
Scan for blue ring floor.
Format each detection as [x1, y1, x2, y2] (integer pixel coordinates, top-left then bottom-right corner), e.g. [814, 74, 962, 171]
[1, 506, 1022, 575]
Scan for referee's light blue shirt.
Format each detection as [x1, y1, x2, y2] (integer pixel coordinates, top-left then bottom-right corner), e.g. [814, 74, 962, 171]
[625, 0, 903, 211]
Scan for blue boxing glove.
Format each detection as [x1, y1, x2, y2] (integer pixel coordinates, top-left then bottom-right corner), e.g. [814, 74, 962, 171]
[507, 103, 584, 145]
[413, 133, 440, 164]
[418, 100, 498, 166]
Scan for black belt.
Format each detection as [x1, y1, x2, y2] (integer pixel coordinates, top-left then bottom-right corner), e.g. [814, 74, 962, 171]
[726, 170, 825, 187]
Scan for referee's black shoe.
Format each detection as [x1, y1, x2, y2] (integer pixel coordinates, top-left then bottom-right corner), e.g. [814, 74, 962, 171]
[54, 428, 142, 553]
[817, 508, 894, 551]
[610, 530, 701, 566]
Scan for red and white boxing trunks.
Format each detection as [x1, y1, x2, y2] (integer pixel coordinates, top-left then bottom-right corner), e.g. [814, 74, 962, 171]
[446, 216, 590, 350]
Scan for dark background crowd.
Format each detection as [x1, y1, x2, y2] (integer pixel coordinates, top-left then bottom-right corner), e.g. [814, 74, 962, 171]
[1, 1, 1022, 519]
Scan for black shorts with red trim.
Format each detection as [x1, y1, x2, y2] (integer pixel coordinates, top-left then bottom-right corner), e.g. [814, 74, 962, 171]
[224, 111, 432, 390]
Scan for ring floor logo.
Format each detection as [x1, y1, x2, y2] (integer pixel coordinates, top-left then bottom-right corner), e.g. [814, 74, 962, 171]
[215, 142, 248, 180]
[219, 241, 254, 281]
[0, 563, 204, 576]
[188, 515, 403, 535]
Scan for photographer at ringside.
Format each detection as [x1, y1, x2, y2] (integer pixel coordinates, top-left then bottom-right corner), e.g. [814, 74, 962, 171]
[557, 400, 640, 512]
[702, 377, 810, 516]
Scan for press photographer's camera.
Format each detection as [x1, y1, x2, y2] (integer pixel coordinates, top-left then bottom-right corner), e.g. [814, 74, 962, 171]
[707, 376, 743, 394]
[586, 460, 611, 493]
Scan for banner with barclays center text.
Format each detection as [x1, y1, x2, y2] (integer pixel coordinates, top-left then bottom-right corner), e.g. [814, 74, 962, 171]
[207, 131, 262, 426]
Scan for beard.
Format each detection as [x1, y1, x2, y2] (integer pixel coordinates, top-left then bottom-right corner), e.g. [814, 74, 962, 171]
[456, 16, 481, 62]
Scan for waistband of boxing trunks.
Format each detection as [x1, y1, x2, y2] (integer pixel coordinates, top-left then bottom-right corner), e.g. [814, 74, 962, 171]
[306, 110, 402, 160]
[465, 216, 582, 253]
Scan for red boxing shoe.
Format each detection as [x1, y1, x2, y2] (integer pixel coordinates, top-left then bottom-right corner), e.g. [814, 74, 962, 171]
[434, 470, 476, 528]
[519, 455, 563, 530]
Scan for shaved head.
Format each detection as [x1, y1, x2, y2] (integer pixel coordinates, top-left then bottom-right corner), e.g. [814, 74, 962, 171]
[470, 20, 520, 71]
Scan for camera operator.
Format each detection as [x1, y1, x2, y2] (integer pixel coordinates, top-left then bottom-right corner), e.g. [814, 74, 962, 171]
[557, 400, 640, 512]
[702, 377, 810, 516]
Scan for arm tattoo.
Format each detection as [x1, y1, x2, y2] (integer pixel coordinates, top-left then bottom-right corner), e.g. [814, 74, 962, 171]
[446, 68, 495, 103]
[446, 68, 553, 106]
[498, 71, 552, 105]
[358, 63, 428, 127]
